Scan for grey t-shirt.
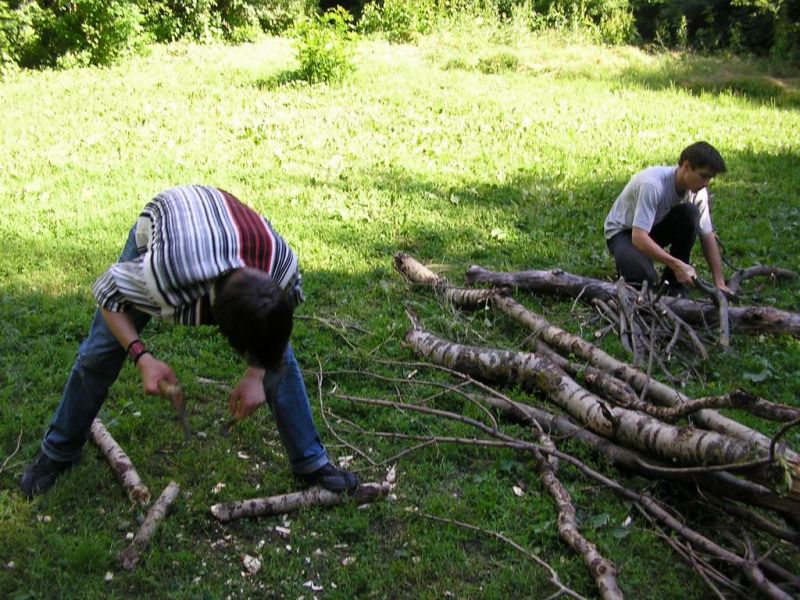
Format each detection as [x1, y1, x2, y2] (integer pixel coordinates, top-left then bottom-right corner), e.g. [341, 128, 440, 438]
[604, 166, 713, 240]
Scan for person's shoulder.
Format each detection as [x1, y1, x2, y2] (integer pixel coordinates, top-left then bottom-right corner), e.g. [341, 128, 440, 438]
[634, 165, 672, 182]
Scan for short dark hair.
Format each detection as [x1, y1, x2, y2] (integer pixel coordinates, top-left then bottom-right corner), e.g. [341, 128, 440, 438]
[678, 141, 726, 174]
[212, 268, 293, 371]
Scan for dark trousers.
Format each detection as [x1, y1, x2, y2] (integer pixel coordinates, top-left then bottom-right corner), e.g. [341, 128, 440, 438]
[606, 203, 700, 286]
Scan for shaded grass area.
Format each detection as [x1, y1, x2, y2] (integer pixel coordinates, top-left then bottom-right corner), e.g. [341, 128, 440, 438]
[0, 31, 799, 598]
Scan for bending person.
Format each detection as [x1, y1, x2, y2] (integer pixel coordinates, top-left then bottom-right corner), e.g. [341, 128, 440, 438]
[21, 185, 358, 497]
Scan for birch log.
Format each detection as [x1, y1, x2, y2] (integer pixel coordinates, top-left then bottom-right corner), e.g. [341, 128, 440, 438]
[119, 481, 180, 570]
[210, 482, 391, 523]
[405, 327, 777, 472]
[90, 418, 150, 505]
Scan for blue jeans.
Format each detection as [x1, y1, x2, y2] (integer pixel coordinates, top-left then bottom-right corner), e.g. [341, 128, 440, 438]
[41, 227, 329, 475]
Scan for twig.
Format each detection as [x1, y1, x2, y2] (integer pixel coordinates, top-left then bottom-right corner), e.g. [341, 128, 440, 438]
[419, 512, 588, 600]
[119, 481, 180, 570]
[0, 429, 22, 476]
[315, 358, 376, 466]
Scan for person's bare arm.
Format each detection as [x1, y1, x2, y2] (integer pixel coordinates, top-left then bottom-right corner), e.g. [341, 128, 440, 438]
[100, 308, 178, 395]
[699, 232, 734, 296]
[631, 227, 696, 285]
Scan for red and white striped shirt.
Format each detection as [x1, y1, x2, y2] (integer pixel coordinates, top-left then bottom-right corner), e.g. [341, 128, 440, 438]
[93, 186, 302, 325]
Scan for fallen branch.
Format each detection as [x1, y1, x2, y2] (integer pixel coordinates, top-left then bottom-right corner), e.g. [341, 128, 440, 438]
[119, 481, 180, 571]
[726, 266, 798, 296]
[210, 482, 391, 523]
[90, 418, 150, 505]
[338, 390, 792, 599]
[465, 264, 800, 337]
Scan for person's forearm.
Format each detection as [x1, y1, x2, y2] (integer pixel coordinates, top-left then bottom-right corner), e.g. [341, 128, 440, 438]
[700, 233, 725, 286]
[631, 228, 682, 270]
[100, 308, 140, 350]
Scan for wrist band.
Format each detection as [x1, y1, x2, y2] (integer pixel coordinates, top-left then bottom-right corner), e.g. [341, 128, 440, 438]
[126, 339, 150, 365]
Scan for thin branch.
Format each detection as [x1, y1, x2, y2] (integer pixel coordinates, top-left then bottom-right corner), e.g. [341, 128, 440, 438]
[419, 512, 588, 600]
[315, 358, 376, 466]
[0, 429, 23, 476]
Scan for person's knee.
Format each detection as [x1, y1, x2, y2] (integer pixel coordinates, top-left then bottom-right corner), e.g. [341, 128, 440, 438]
[672, 203, 700, 227]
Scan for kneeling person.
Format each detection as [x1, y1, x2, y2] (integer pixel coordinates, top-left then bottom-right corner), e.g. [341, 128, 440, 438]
[21, 185, 358, 497]
[604, 141, 733, 297]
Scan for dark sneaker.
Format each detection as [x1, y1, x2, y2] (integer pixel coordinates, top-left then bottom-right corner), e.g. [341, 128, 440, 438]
[299, 463, 359, 493]
[20, 451, 74, 498]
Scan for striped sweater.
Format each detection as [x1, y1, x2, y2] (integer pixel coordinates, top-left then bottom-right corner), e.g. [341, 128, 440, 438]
[93, 186, 302, 325]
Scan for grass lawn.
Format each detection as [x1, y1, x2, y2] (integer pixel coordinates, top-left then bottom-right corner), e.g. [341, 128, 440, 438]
[1, 27, 799, 598]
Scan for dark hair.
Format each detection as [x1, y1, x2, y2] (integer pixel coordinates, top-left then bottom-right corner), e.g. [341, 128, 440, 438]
[212, 268, 294, 371]
[678, 141, 727, 174]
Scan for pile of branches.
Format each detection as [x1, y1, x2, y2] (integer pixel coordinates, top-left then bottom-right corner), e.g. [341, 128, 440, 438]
[466, 264, 798, 382]
[373, 252, 800, 599]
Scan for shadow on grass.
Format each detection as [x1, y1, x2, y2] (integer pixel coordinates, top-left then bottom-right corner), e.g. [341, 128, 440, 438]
[618, 54, 800, 109]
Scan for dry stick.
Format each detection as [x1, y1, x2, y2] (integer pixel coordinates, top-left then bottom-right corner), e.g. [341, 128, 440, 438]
[658, 302, 709, 360]
[119, 481, 180, 570]
[90, 418, 150, 505]
[419, 512, 589, 600]
[210, 482, 391, 523]
[0, 429, 22, 476]
[356, 359, 800, 524]
[324, 368, 500, 432]
[693, 278, 731, 348]
[726, 266, 798, 297]
[338, 393, 791, 599]
[315, 359, 376, 467]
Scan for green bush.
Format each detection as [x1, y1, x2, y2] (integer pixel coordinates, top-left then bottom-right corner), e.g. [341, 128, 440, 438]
[293, 7, 356, 83]
[358, 0, 436, 44]
[8, 0, 146, 68]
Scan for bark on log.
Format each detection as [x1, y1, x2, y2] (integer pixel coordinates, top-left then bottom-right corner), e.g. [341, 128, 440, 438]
[210, 482, 391, 523]
[119, 481, 180, 571]
[465, 265, 800, 337]
[477, 392, 800, 519]
[90, 418, 150, 505]
[405, 327, 774, 472]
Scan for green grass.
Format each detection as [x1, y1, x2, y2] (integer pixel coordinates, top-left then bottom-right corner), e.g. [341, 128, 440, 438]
[1, 28, 799, 599]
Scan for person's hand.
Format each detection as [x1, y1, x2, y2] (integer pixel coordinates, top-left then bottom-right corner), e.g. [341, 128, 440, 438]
[136, 353, 178, 396]
[229, 368, 266, 421]
[671, 260, 697, 285]
[714, 279, 736, 299]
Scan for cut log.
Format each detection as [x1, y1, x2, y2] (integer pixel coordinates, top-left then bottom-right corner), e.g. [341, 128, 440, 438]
[210, 482, 391, 523]
[90, 418, 150, 505]
[119, 481, 180, 571]
[464, 265, 800, 337]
